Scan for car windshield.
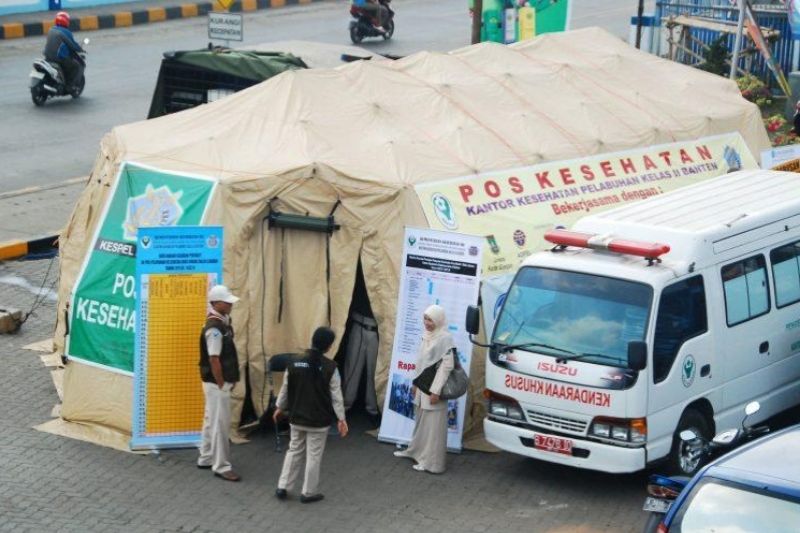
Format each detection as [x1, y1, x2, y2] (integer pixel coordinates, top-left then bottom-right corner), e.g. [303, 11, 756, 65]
[492, 267, 652, 367]
[672, 478, 800, 532]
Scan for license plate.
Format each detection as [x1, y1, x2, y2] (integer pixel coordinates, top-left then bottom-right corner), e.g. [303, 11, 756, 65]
[533, 433, 573, 455]
[643, 497, 672, 513]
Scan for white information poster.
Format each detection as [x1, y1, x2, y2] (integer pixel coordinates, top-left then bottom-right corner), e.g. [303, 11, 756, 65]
[378, 227, 483, 452]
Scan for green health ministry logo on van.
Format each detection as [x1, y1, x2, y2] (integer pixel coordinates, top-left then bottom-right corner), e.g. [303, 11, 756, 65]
[681, 354, 696, 388]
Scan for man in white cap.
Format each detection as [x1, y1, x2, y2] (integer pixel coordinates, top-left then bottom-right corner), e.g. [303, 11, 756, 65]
[197, 284, 241, 481]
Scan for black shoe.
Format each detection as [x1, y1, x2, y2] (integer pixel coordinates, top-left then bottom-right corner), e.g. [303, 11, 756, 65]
[368, 413, 382, 428]
[275, 488, 287, 500]
[300, 493, 324, 504]
[196, 464, 212, 470]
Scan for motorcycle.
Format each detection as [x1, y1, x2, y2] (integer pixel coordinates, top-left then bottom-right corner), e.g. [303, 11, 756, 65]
[29, 37, 89, 106]
[642, 401, 770, 533]
[349, 0, 394, 44]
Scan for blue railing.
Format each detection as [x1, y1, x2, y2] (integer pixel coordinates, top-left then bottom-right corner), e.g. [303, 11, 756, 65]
[656, 1, 794, 87]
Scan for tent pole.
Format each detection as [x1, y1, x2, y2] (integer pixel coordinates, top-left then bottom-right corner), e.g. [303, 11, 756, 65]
[471, 0, 483, 44]
[730, 0, 746, 79]
[635, 0, 644, 49]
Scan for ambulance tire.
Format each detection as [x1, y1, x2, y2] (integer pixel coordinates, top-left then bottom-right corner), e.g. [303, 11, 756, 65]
[666, 409, 710, 477]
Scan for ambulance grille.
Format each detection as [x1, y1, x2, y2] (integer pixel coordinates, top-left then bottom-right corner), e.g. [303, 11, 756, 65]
[527, 410, 588, 434]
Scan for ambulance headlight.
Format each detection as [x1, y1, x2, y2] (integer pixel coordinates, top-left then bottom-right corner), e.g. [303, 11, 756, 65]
[612, 426, 629, 441]
[484, 389, 525, 421]
[590, 417, 647, 443]
[592, 422, 611, 438]
[490, 403, 508, 417]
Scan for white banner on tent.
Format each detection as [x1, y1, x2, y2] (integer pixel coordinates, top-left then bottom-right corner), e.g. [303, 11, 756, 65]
[378, 227, 483, 452]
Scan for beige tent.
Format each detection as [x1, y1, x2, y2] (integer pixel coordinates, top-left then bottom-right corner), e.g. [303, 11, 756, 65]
[52, 27, 770, 444]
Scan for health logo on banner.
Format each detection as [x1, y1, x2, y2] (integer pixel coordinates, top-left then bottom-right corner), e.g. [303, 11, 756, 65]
[67, 162, 217, 374]
[415, 133, 757, 281]
[378, 227, 483, 452]
[131, 226, 223, 451]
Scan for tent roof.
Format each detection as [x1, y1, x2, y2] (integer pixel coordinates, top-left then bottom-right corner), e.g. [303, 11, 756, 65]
[111, 26, 769, 188]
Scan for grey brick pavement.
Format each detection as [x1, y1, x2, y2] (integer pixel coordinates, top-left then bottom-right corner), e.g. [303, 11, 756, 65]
[0, 258, 650, 533]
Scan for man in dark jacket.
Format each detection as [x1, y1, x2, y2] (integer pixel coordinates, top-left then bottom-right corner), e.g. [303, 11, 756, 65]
[197, 285, 241, 482]
[274, 327, 348, 503]
[43, 11, 85, 91]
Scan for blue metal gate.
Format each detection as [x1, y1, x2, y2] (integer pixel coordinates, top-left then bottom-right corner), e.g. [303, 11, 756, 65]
[656, 1, 794, 87]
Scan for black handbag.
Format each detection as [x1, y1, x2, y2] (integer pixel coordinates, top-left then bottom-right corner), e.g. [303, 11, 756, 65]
[412, 347, 469, 400]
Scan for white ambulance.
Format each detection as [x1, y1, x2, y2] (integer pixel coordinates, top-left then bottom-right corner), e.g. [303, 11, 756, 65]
[466, 169, 800, 475]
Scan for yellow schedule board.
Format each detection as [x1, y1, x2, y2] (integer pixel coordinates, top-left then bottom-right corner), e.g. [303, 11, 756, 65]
[144, 274, 208, 434]
[131, 225, 223, 450]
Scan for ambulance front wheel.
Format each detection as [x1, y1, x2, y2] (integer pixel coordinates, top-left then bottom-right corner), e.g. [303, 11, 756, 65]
[666, 409, 710, 477]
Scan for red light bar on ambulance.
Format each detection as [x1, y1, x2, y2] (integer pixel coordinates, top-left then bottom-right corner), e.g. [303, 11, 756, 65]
[544, 229, 671, 261]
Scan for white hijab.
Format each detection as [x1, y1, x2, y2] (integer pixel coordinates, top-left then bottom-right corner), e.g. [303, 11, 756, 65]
[415, 304, 455, 377]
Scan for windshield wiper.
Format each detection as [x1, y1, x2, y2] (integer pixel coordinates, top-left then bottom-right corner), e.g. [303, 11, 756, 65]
[497, 342, 575, 355]
[555, 352, 625, 366]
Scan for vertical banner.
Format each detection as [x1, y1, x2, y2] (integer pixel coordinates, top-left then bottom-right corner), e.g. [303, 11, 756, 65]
[66, 162, 217, 374]
[378, 228, 483, 452]
[131, 226, 223, 450]
[528, 0, 571, 35]
[503, 8, 517, 44]
[790, 0, 800, 39]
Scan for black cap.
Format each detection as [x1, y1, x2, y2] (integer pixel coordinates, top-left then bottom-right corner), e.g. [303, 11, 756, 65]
[311, 327, 336, 352]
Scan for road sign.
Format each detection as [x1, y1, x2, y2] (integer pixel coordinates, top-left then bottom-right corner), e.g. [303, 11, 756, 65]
[208, 12, 243, 42]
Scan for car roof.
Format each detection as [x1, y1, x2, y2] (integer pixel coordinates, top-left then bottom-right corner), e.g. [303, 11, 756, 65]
[703, 424, 800, 499]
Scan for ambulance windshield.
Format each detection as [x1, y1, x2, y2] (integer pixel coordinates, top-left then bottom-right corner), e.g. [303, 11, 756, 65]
[493, 267, 652, 367]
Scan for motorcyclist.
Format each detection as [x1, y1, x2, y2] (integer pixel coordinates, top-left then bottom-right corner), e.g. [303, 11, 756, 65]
[43, 11, 85, 91]
[352, 0, 389, 33]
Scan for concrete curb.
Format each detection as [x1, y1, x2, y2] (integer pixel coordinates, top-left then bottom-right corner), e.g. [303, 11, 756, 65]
[0, 0, 321, 40]
[0, 234, 59, 261]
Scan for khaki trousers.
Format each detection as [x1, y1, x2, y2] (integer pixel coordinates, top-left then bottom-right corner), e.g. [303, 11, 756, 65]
[198, 382, 233, 473]
[277, 425, 329, 496]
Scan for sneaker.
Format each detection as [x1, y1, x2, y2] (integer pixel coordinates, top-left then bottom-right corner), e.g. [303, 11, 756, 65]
[275, 488, 288, 500]
[393, 450, 408, 458]
[412, 464, 427, 472]
[300, 493, 324, 504]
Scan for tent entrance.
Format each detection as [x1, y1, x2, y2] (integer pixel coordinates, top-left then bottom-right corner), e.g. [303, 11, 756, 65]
[336, 259, 380, 420]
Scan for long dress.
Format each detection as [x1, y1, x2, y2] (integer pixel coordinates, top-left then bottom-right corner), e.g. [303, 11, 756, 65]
[402, 339, 454, 474]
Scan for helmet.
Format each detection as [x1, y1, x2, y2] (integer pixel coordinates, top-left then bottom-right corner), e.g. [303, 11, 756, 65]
[54, 11, 70, 28]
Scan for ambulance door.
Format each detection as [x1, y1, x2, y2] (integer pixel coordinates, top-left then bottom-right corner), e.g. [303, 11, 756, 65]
[718, 254, 776, 423]
[765, 240, 800, 410]
[647, 274, 715, 459]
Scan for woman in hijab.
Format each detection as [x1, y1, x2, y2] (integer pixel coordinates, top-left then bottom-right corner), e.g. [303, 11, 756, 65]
[393, 304, 455, 474]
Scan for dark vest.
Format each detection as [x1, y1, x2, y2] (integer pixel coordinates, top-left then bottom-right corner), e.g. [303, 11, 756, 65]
[199, 316, 240, 384]
[286, 350, 337, 428]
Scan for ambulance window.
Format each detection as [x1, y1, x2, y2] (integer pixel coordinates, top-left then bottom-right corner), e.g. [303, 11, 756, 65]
[653, 276, 707, 384]
[770, 241, 800, 308]
[722, 255, 770, 327]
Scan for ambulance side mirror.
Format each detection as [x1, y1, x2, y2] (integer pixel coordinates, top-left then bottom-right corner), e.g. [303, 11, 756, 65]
[627, 341, 647, 371]
[465, 305, 480, 336]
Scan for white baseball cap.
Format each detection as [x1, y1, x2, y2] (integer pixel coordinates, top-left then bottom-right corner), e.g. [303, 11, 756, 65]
[208, 285, 240, 304]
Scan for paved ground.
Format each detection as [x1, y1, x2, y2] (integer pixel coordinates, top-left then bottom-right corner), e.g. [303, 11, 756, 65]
[0, 257, 652, 532]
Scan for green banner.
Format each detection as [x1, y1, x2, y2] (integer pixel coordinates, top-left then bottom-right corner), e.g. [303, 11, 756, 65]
[67, 162, 216, 373]
[471, 0, 571, 42]
[529, 0, 570, 35]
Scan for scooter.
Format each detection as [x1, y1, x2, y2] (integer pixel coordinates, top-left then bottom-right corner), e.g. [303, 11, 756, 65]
[349, 0, 394, 44]
[641, 401, 770, 533]
[29, 37, 89, 106]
